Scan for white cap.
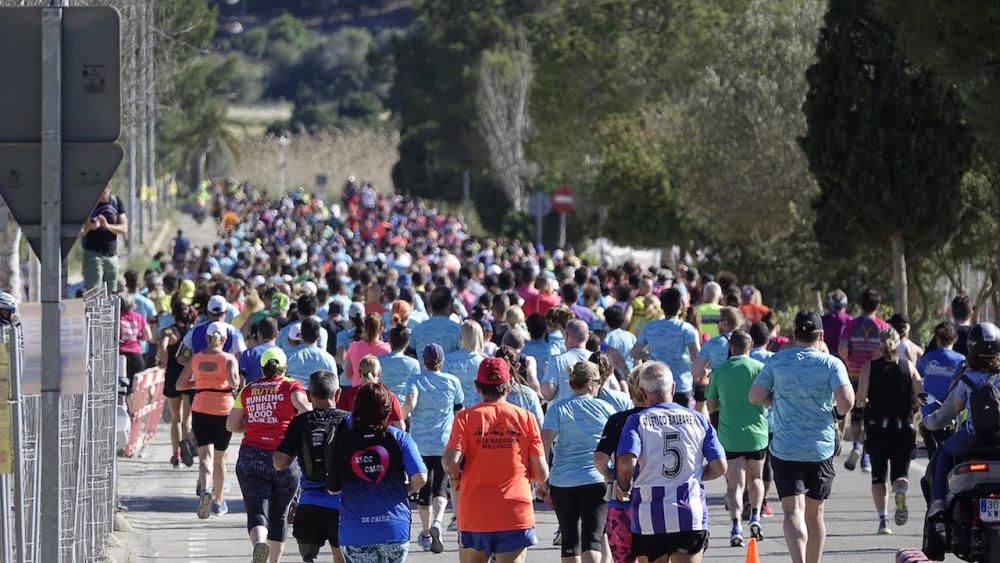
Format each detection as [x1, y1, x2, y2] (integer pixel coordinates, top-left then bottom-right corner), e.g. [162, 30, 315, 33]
[206, 321, 228, 339]
[348, 302, 365, 318]
[487, 264, 502, 276]
[288, 323, 303, 342]
[251, 275, 266, 288]
[207, 295, 228, 314]
[300, 281, 317, 296]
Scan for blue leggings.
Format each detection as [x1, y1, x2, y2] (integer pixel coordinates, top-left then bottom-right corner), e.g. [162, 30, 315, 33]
[932, 427, 979, 502]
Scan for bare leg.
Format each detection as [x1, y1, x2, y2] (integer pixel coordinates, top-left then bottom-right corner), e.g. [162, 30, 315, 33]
[432, 495, 448, 528]
[167, 397, 182, 455]
[804, 497, 826, 563]
[726, 457, 747, 523]
[746, 458, 765, 513]
[781, 494, 808, 563]
[581, 549, 601, 563]
[181, 394, 193, 438]
[872, 483, 887, 515]
[667, 553, 703, 563]
[212, 449, 226, 503]
[419, 505, 431, 534]
[197, 445, 212, 492]
[267, 540, 283, 563]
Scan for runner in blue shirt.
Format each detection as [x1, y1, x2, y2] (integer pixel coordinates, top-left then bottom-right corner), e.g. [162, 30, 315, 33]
[410, 287, 462, 357]
[692, 306, 743, 413]
[328, 383, 427, 561]
[379, 327, 421, 402]
[240, 318, 278, 385]
[631, 288, 701, 407]
[403, 344, 464, 553]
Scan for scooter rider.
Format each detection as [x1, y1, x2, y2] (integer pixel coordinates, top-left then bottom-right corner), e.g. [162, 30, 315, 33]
[923, 322, 1000, 518]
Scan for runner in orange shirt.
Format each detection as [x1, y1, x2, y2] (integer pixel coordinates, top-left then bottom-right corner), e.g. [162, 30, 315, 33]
[443, 357, 549, 563]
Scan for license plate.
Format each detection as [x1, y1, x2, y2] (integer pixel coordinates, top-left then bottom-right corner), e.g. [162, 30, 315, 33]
[979, 499, 1000, 522]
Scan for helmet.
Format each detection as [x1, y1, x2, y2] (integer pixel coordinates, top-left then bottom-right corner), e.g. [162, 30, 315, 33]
[967, 322, 1000, 359]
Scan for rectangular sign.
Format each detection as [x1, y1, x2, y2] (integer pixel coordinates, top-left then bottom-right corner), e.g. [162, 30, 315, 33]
[19, 299, 88, 394]
[0, 7, 121, 143]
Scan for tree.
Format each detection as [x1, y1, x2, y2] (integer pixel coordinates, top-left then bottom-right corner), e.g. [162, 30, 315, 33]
[476, 29, 534, 213]
[874, 1, 1000, 154]
[799, 0, 974, 314]
[668, 0, 824, 244]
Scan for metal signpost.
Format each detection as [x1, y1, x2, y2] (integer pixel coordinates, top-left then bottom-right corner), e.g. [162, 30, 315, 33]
[0, 4, 122, 561]
[527, 190, 552, 250]
[551, 185, 574, 248]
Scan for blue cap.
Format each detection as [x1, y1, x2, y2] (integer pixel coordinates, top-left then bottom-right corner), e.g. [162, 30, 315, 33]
[398, 274, 413, 288]
[423, 343, 444, 364]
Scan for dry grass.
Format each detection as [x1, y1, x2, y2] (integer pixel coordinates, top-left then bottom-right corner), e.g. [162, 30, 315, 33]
[233, 128, 400, 196]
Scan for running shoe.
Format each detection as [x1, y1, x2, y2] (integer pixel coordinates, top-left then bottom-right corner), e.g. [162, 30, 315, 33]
[762, 500, 774, 518]
[196, 491, 212, 519]
[180, 438, 195, 467]
[730, 531, 745, 547]
[429, 522, 445, 554]
[447, 516, 458, 532]
[170, 453, 180, 468]
[552, 528, 562, 546]
[894, 492, 909, 526]
[211, 500, 228, 517]
[877, 518, 892, 535]
[749, 520, 764, 542]
[844, 449, 860, 471]
[860, 454, 871, 473]
[418, 532, 432, 551]
[252, 542, 270, 563]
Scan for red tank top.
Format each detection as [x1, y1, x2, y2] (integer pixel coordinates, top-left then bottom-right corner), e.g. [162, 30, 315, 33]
[237, 376, 304, 451]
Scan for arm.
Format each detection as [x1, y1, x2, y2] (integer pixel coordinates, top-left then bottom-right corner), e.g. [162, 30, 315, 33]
[103, 212, 128, 235]
[629, 341, 648, 362]
[524, 356, 540, 392]
[402, 391, 418, 418]
[692, 356, 709, 384]
[442, 448, 463, 481]
[226, 357, 240, 390]
[748, 383, 772, 407]
[838, 342, 849, 364]
[273, 451, 294, 471]
[909, 362, 924, 412]
[141, 323, 153, 344]
[529, 454, 549, 485]
[924, 387, 966, 430]
[226, 407, 246, 433]
[855, 362, 871, 407]
[343, 354, 355, 383]
[408, 472, 428, 494]
[156, 332, 173, 368]
[833, 383, 855, 419]
[702, 458, 727, 481]
[540, 382, 556, 402]
[594, 451, 613, 481]
[616, 453, 637, 493]
[542, 428, 557, 461]
[175, 363, 194, 391]
[290, 390, 312, 414]
[706, 399, 720, 414]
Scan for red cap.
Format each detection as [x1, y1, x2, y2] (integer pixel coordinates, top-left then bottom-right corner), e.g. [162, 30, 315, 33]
[476, 357, 511, 385]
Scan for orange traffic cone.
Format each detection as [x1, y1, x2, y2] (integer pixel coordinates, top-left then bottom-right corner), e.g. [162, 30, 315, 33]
[746, 537, 760, 563]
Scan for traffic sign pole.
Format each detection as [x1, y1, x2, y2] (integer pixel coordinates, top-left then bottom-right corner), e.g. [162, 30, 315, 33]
[558, 212, 567, 248]
[40, 2, 64, 561]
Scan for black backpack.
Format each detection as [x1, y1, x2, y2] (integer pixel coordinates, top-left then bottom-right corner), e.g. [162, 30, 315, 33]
[961, 373, 1000, 435]
[300, 409, 347, 483]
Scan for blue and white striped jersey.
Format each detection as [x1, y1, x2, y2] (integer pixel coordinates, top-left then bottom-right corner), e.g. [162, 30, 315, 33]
[617, 402, 724, 534]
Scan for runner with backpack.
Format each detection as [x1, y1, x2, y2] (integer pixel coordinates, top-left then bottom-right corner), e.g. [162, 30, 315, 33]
[273, 370, 349, 563]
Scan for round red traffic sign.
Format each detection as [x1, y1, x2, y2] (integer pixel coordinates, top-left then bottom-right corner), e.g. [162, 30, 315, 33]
[551, 185, 574, 214]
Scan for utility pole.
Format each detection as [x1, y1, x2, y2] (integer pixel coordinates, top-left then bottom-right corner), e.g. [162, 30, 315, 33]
[39, 1, 65, 560]
[146, 0, 156, 229]
[137, 0, 148, 244]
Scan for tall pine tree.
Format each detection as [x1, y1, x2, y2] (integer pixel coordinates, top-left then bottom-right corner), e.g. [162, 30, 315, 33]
[799, 0, 973, 314]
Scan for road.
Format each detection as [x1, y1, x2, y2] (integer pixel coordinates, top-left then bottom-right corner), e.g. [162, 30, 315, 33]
[109, 424, 932, 562]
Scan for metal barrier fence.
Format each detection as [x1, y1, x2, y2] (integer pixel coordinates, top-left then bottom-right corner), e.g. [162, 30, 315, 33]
[0, 286, 120, 562]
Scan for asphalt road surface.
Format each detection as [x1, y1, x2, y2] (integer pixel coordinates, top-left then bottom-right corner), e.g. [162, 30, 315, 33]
[109, 425, 933, 562]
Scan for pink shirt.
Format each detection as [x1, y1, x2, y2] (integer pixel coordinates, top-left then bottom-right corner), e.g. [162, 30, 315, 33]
[346, 339, 392, 386]
[119, 311, 146, 355]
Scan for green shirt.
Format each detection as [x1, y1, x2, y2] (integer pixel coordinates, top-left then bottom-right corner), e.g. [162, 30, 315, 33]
[696, 303, 722, 337]
[706, 356, 768, 453]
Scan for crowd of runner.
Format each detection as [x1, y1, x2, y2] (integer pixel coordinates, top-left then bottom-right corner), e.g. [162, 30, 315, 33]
[95, 178, 993, 563]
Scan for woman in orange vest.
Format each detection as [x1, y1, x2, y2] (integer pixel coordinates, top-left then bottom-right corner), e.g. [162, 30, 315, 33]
[177, 321, 240, 520]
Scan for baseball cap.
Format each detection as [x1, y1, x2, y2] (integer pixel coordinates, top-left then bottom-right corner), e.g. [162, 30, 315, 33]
[271, 292, 290, 314]
[251, 275, 266, 288]
[207, 295, 228, 315]
[206, 321, 228, 339]
[422, 343, 444, 365]
[179, 279, 195, 305]
[260, 347, 287, 369]
[300, 281, 317, 296]
[828, 289, 848, 307]
[794, 311, 823, 333]
[398, 274, 413, 289]
[476, 357, 511, 385]
[348, 302, 365, 319]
